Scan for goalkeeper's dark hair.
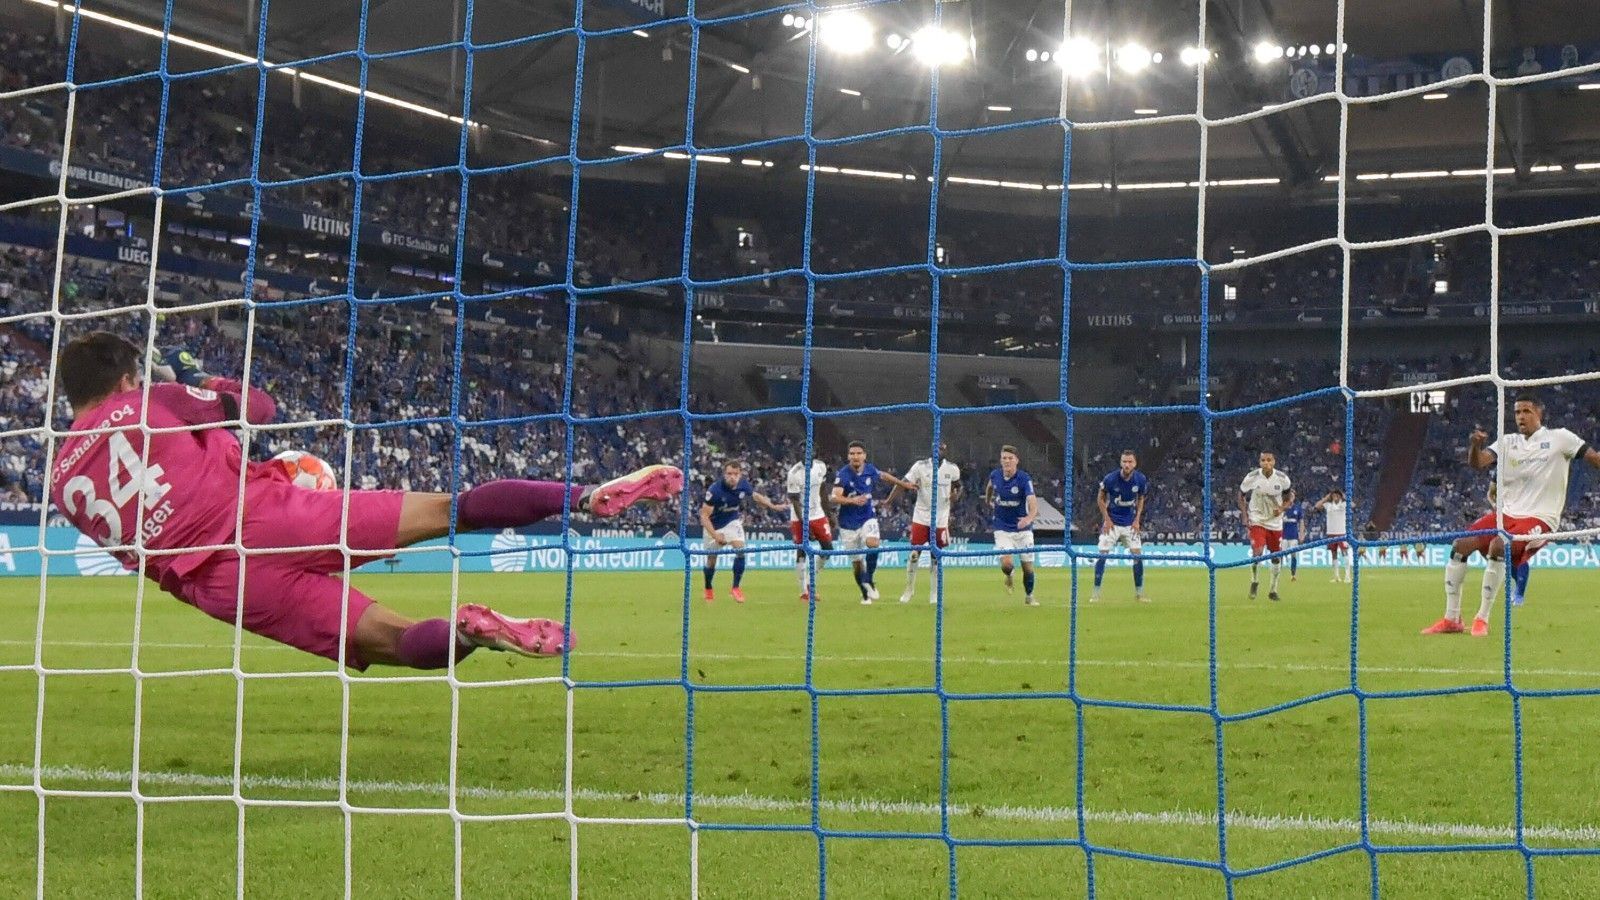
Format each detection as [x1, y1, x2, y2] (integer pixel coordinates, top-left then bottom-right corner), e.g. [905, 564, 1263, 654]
[59, 331, 142, 409]
[1120, 448, 1137, 458]
[1514, 391, 1543, 408]
[847, 440, 866, 451]
[1000, 444, 1019, 456]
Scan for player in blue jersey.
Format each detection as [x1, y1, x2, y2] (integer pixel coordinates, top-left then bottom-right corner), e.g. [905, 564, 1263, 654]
[831, 441, 904, 604]
[986, 445, 1039, 606]
[1094, 450, 1150, 602]
[1281, 498, 1305, 582]
[698, 460, 786, 603]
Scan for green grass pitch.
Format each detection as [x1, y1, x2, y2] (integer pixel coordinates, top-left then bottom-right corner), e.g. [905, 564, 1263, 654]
[5, 564, 1600, 898]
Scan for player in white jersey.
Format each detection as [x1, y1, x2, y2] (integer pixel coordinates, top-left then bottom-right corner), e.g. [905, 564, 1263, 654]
[1239, 451, 1293, 602]
[888, 443, 961, 604]
[1314, 489, 1351, 583]
[786, 458, 835, 603]
[1424, 394, 1600, 637]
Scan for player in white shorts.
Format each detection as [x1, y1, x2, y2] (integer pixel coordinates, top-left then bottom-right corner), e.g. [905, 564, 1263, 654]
[832, 440, 904, 604]
[699, 459, 787, 603]
[987, 445, 1039, 605]
[1314, 489, 1350, 583]
[786, 458, 834, 603]
[1093, 450, 1150, 602]
[888, 443, 961, 604]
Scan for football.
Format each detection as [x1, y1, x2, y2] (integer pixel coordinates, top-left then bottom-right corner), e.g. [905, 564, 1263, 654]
[271, 450, 339, 491]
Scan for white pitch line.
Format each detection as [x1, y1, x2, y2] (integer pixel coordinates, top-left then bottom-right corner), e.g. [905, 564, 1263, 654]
[2, 763, 1597, 845]
[5, 639, 1600, 681]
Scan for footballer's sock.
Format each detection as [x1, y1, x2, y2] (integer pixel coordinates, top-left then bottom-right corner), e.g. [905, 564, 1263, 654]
[1132, 559, 1145, 592]
[1444, 555, 1469, 620]
[1250, 562, 1260, 586]
[703, 564, 715, 590]
[796, 559, 809, 593]
[458, 480, 584, 530]
[1477, 558, 1506, 622]
[1269, 561, 1282, 591]
[906, 557, 920, 595]
[1290, 554, 1299, 577]
[1512, 561, 1530, 600]
[865, 551, 879, 585]
[731, 553, 746, 587]
[855, 565, 870, 599]
[1022, 569, 1036, 596]
[1093, 558, 1107, 587]
[396, 618, 475, 670]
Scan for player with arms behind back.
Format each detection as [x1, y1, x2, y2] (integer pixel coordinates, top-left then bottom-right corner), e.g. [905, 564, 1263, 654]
[699, 459, 786, 603]
[1423, 393, 1600, 637]
[890, 443, 961, 604]
[1240, 451, 1293, 601]
[986, 445, 1038, 606]
[1314, 489, 1351, 583]
[50, 334, 683, 671]
[787, 457, 834, 603]
[1093, 449, 1149, 603]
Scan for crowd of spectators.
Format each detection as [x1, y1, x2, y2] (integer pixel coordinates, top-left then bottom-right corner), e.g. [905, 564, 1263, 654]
[9, 27, 1599, 332]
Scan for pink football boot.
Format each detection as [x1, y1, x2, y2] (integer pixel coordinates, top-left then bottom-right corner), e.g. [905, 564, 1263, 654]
[456, 604, 575, 657]
[586, 464, 684, 517]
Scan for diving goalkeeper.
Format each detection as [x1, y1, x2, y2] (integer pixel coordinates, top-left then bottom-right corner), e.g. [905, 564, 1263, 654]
[49, 332, 683, 670]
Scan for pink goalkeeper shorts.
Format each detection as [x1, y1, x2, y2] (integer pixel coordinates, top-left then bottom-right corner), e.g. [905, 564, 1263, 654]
[165, 482, 407, 670]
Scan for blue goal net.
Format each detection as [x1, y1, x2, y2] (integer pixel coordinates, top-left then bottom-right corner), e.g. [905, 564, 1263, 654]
[7, 0, 1600, 897]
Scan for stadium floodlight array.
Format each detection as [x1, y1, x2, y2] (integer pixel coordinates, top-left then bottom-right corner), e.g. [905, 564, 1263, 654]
[4, 0, 1600, 896]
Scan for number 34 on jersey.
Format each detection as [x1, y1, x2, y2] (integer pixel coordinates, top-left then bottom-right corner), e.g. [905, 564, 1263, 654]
[61, 430, 176, 548]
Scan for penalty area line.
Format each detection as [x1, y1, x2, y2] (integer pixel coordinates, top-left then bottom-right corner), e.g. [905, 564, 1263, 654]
[1, 762, 1597, 844]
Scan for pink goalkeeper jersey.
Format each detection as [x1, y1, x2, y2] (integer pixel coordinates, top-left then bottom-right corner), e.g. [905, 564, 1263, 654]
[49, 379, 277, 583]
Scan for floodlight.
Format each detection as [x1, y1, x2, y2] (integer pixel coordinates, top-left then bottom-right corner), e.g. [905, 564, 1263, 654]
[819, 11, 873, 55]
[912, 26, 967, 67]
[1116, 43, 1152, 73]
[1057, 37, 1099, 75]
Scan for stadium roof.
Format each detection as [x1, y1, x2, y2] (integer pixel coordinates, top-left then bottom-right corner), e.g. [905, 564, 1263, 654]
[18, 0, 1600, 209]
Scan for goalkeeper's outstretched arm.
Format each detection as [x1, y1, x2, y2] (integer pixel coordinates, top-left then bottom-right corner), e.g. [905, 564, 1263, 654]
[151, 346, 278, 426]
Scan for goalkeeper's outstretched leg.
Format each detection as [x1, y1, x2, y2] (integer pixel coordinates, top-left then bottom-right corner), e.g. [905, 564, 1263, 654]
[167, 463, 684, 670]
[342, 465, 685, 667]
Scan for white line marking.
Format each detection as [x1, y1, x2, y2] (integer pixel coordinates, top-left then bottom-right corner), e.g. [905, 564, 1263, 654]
[1, 763, 1595, 844]
[4, 639, 1599, 680]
